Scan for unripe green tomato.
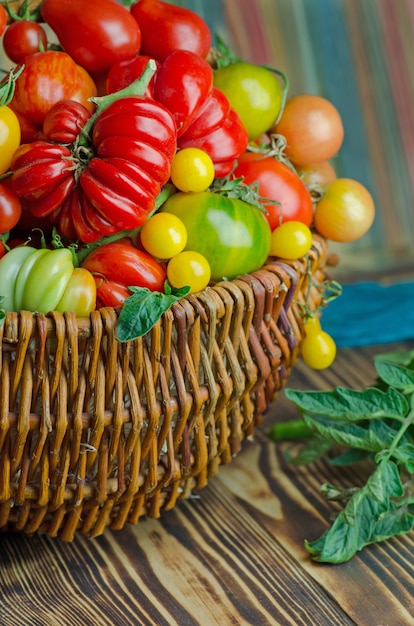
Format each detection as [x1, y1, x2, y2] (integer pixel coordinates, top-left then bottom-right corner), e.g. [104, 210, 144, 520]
[213, 61, 283, 140]
[160, 191, 272, 282]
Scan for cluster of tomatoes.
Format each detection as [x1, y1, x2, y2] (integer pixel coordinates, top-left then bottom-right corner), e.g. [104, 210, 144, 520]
[0, 0, 375, 369]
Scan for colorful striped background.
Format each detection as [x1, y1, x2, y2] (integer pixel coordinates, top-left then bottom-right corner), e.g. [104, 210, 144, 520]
[172, 0, 414, 278]
[1, 2, 412, 278]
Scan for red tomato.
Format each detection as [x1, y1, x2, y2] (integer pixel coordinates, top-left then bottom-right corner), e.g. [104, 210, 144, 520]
[106, 55, 158, 95]
[81, 241, 167, 308]
[0, 5, 7, 37]
[0, 184, 22, 234]
[313, 178, 375, 242]
[130, 0, 212, 62]
[233, 153, 314, 230]
[41, 0, 141, 75]
[9, 51, 97, 140]
[274, 94, 344, 167]
[154, 49, 213, 137]
[43, 100, 92, 144]
[3, 20, 48, 63]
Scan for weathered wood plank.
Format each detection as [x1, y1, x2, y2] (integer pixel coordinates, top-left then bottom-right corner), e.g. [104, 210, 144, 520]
[218, 342, 414, 625]
[1, 343, 413, 625]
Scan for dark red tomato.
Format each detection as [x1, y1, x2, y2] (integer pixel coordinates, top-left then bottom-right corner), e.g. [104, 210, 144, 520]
[0, 240, 6, 260]
[3, 20, 48, 63]
[81, 241, 167, 308]
[0, 184, 22, 234]
[233, 153, 314, 230]
[41, 0, 141, 75]
[0, 5, 7, 37]
[130, 0, 212, 62]
[106, 55, 158, 95]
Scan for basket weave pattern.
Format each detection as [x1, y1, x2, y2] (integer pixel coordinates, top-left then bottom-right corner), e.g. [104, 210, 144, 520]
[0, 235, 328, 541]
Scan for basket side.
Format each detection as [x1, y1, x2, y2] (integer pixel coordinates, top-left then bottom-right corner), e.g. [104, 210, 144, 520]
[0, 235, 329, 540]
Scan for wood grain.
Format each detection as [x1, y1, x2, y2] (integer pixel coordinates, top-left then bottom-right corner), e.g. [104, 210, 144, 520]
[1, 343, 414, 625]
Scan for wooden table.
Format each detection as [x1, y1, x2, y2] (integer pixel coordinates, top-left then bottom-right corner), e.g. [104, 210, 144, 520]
[1, 342, 414, 626]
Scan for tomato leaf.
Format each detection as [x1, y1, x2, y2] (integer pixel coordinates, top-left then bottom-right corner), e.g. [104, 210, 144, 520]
[277, 347, 414, 563]
[284, 386, 410, 421]
[116, 283, 190, 342]
[305, 460, 414, 563]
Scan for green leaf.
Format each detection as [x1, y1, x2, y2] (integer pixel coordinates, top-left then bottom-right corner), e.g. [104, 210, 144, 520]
[374, 358, 414, 393]
[305, 460, 414, 563]
[116, 284, 190, 342]
[329, 448, 371, 466]
[302, 413, 404, 454]
[284, 386, 409, 421]
[375, 349, 414, 368]
[287, 437, 333, 466]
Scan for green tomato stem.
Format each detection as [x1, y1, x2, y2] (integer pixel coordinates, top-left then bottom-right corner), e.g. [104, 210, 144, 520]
[77, 59, 157, 146]
[262, 65, 290, 125]
[267, 418, 314, 441]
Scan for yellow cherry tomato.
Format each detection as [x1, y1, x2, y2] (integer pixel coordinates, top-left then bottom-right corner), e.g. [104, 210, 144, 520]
[301, 317, 337, 370]
[167, 250, 211, 293]
[170, 147, 215, 193]
[0, 106, 21, 175]
[140, 212, 188, 259]
[269, 221, 313, 259]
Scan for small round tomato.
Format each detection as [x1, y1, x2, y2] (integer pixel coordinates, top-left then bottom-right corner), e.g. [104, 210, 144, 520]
[274, 94, 344, 167]
[3, 20, 48, 63]
[160, 191, 272, 282]
[314, 178, 375, 242]
[297, 161, 337, 188]
[0, 184, 22, 233]
[269, 221, 312, 260]
[0, 5, 7, 37]
[167, 250, 211, 293]
[214, 62, 283, 140]
[140, 212, 187, 259]
[301, 317, 336, 370]
[0, 106, 21, 175]
[170, 148, 215, 193]
[233, 153, 314, 230]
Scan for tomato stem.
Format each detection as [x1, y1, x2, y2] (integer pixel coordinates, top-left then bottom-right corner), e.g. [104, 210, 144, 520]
[81, 59, 157, 138]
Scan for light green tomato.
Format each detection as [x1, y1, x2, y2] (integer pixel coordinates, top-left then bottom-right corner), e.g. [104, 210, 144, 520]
[0, 246, 37, 312]
[213, 61, 283, 140]
[20, 248, 74, 313]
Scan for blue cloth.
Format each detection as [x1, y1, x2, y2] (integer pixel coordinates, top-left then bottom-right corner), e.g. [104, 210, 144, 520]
[321, 281, 414, 347]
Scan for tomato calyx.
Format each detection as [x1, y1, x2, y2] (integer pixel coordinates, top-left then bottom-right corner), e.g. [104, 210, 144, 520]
[210, 174, 276, 213]
[247, 133, 298, 174]
[3, 0, 42, 22]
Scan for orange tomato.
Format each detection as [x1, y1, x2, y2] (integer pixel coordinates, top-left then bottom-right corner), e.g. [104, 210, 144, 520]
[274, 94, 344, 167]
[314, 178, 375, 242]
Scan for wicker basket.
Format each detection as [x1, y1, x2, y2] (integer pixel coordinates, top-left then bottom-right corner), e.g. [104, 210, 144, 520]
[0, 234, 330, 541]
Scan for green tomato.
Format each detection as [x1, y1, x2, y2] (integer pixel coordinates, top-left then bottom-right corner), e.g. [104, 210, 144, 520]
[20, 248, 74, 313]
[0, 246, 37, 312]
[213, 61, 283, 140]
[0, 246, 75, 313]
[160, 191, 272, 282]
